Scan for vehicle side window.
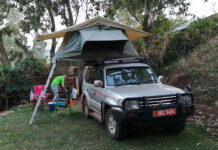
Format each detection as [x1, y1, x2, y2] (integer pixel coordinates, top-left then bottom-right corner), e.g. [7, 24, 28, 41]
[92, 69, 103, 82]
[88, 68, 103, 84]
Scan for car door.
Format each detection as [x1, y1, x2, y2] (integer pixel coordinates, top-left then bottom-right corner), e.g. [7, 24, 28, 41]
[84, 67, 104, 114]
[83, 67, 95, 109]
[91, 68, 104, 114]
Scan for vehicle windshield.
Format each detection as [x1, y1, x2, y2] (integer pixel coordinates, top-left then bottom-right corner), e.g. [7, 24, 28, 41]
[106, 67, 158, 86]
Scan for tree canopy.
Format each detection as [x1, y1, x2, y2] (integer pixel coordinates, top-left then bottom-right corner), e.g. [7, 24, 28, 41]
[102, 0, 190, 32]
[12, 0, 85, 61]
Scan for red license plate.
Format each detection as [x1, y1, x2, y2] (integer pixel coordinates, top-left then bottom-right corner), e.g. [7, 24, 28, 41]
[153, 108, 176, 117]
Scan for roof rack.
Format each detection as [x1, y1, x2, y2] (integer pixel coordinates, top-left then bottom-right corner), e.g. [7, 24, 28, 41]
[104, 58, 149, 64]
[84, 58, 149, 66]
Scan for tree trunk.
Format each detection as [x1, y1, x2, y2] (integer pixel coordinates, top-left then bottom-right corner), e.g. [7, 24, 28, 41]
[74, 2, 83, 25]
[0, 33, 10, 66]
[65, 0, 74, 26]
[5, 95, 8, 110]
[85, 0, 89, 20]
[143, 0, 153, 32]
[47, 7, 57, 62]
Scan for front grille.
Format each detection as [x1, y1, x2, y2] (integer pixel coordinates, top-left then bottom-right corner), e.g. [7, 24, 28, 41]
[124, 95, 178, 110]
[137, 95, 177, 108]
[146, 95, 177, 107]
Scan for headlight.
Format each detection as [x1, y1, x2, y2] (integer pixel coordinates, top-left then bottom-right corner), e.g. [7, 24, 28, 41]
[124, 100, 140, 110]
[181, 95, 192, 105]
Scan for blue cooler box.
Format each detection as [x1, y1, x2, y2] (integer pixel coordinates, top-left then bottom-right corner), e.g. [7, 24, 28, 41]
[48, 102, 55, 112]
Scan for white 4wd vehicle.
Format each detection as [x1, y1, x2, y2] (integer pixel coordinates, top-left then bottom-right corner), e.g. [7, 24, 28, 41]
[82, 59, 194, 140]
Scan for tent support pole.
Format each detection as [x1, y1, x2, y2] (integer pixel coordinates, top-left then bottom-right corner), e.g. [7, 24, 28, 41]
[29, 62, 57, 126]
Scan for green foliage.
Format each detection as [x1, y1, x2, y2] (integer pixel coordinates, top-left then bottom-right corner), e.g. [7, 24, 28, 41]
[0, 0, 14, 25]
[14, 0, 50, 33]
[13, 0, 84, 32]
[170, 18, 189, 30]
[20, 57, 46, 74]
[103, 0, 190, 30]
[163, 15, 218, 66]
[162, 32, 193, 65]
[103, 0, 190, 20]
[2, 67, 27, 93]
[0, 57, 48, 111]
[151, 14, 172, 35]
[152, 0, 190, 16]
[161, 31, 218, 105]
[188, 16, 216, 44]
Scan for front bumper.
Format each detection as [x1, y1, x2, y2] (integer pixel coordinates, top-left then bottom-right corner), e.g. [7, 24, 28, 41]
[112, 105, 194, 125]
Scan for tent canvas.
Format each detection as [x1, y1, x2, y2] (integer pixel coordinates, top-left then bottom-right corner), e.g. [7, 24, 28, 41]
[53, 25, 139, 62]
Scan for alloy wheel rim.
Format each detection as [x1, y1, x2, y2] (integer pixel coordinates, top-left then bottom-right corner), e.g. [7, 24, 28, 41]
[108, 114, 116, 135]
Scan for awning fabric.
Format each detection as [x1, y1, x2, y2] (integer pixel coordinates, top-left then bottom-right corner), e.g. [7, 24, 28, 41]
[37, 16, 151, 41]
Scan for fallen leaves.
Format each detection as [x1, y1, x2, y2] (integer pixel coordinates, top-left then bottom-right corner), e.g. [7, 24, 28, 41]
[188, 103, 218, 136]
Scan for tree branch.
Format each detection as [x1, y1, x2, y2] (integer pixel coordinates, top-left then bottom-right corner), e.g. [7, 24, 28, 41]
[74, 0, 84, 24]
[123, 0, 142, 24]
[65, 0, 74, 26]
[14, 38, 33, 57]
[0, 33, 10, 66]
[46, 5, 56, 61]
[3, 7, 10, 19]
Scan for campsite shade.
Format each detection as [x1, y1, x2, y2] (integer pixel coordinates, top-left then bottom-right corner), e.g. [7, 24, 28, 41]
[37, 16, 151, 62]
[37, 16, 151, 41]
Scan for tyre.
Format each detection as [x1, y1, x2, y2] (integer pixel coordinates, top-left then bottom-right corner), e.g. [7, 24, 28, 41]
[165, 119, 186, 134]
[83, 98, 91, 118]
[105, 109, 126, 140]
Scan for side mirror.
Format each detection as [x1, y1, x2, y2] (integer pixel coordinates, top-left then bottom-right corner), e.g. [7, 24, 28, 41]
[94, 80, 103, 87]
[186, 84, 192, 92]
[158, 75, 164, 82]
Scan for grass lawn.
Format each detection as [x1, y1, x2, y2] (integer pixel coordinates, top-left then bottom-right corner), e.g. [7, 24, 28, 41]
[0, 104, 217, 150]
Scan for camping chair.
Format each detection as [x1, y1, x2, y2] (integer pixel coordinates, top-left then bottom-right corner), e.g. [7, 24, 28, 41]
[33, 85, 50, 110]
[54, 89, 70, 107]
[55, 96, 68, 107]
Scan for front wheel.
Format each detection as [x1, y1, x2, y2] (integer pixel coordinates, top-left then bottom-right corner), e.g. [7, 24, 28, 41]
[106, 109, 126, 140]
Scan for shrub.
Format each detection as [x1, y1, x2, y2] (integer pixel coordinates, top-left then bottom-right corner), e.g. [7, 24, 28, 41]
[0, 57, 48, 111]
[162, 14, 218, 66]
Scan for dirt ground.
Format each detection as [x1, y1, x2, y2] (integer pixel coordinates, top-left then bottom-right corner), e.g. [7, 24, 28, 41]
[0, 110, 13, 117]
[167, 75, 218, 137]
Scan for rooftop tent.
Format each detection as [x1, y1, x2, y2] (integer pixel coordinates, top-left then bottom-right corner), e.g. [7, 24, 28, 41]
[37, 16, 151, 63]
[54, 25, 139, 62]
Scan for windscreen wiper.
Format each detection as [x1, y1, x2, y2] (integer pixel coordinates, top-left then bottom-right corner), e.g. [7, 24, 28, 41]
[114, 84, 125, 88]
[115, 82, 141, 87]
[143, 80, 157, 83]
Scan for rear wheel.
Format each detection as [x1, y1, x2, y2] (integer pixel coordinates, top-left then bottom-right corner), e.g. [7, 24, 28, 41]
[165, 119, 186, 134]
[106, 109, 126, 140]
[83, 98, 91, 118]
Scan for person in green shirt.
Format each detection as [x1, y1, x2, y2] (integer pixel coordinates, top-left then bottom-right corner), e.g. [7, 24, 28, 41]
[51, 74, 67, 102]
